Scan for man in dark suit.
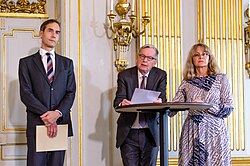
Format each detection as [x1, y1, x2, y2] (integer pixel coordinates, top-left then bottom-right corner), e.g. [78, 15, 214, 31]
[113, 44, 167, 166]
[18, 19, 76, 166]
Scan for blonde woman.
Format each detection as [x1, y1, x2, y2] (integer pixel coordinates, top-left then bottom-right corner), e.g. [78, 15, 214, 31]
[170, 43, 234, 166]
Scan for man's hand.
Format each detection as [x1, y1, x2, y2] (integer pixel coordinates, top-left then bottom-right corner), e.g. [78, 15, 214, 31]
[46, 122, 58, 138]
[40, 111, 61, 126]
[153, 98, 162, 103]
[120, 99, 132, 106]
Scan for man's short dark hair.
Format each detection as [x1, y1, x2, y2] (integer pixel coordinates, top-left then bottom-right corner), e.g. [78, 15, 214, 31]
[40, 19, 60, 31]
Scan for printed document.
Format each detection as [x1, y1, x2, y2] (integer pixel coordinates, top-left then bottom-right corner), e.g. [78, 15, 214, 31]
[131, 88, 161, 104]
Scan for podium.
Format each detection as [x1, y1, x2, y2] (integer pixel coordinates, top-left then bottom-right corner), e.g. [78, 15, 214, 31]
[115, 102, 212, 166]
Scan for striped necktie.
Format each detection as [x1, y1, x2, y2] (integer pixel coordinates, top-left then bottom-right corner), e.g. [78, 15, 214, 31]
[139, 75, 146, 127]
[46, 52, 54, 83]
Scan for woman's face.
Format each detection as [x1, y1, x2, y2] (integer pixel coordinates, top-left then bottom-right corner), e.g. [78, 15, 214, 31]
[192, 46, 210, 68]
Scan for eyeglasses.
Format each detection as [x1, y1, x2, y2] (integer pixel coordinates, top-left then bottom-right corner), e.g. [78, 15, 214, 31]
[138, 54, 157, 61]
[193, 52, 210, 57]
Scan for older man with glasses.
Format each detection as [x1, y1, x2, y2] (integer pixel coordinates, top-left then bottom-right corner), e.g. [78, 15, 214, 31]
[113, 44, 167, 166]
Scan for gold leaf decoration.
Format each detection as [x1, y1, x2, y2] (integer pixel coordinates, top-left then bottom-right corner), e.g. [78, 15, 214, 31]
[0, 0, 46, 14]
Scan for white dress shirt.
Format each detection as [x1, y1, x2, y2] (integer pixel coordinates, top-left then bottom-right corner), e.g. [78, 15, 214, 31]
[40, 48, 55, 76]
[131, 71, 149, 129]
[39, 48, 62, 116]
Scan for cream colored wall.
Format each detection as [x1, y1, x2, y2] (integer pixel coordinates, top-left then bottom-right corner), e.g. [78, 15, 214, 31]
[65, 0, 122, 165]
[64, 0, 136, 165]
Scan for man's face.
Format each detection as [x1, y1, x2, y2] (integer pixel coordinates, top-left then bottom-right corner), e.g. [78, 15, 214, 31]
[136, 48, 157, 75]
[39, 22, 60, 51]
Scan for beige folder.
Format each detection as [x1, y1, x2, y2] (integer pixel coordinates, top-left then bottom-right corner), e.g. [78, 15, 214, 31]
[36, 124, 68, 152]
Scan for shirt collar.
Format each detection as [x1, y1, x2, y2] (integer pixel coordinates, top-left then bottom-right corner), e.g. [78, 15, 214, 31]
[138, 70, 149, 78]
[40, 48, 55, 57]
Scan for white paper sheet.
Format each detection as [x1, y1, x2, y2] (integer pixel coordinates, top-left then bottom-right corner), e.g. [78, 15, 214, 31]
[131, 88, 161, 104]
[36, 124, 68, 152]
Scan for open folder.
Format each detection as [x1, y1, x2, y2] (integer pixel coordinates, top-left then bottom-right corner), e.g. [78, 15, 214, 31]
[36, 124, 68, 152]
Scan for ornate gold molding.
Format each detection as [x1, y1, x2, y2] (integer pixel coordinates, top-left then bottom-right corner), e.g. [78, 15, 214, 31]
[0, 0, 48, 18]
[0, 12, 48, 18]
[77, 0, 83, 165]
[0, 0, 45, 14]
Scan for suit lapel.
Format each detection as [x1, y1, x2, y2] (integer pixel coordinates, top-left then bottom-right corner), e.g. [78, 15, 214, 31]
[32, 52, 51, 85]
[146, 68, 157, 90]
[53, 53, 60, 82]
[132, 66, 139, 89]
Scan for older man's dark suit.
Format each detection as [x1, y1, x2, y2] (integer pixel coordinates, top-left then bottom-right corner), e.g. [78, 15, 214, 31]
[113, 66, 167, 150]
[19, 51, 76, 166]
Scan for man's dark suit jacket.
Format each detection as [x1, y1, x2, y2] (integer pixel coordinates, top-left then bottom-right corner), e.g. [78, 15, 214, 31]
[19, 51, 76, 137]
[113, 66, 167, 148]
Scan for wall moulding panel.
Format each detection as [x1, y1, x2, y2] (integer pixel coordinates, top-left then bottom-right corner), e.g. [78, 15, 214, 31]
[1, 144, 26, 160]
[1, 28, 40, 132]
[0, 13, 48, 19]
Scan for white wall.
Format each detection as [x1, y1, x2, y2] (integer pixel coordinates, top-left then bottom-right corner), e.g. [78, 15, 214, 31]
[67, 0, 122, 165]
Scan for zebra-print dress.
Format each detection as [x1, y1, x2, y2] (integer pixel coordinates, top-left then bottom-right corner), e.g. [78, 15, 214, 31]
[170, 73, 234, 166]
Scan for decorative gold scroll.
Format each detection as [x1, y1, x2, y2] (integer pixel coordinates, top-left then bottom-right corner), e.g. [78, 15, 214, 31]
[0, 0, 46, 14]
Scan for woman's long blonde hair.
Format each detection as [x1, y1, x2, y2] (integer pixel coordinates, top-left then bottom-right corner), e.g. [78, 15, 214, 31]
[183, 43, 220, 80]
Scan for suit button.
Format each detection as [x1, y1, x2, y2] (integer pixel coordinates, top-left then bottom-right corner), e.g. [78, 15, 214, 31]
[51, 88, 54, 91]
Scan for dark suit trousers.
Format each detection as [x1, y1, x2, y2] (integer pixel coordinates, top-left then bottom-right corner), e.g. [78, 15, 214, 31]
[120, 128, 158, 166]
[27, 135, 65, 166]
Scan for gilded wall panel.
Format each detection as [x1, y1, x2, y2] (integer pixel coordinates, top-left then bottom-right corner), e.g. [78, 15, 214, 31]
[197, 0, 248, 165]
[140, 1, 182, 164]
[198, 0, 245, 151]
[0, 25, 40, 163]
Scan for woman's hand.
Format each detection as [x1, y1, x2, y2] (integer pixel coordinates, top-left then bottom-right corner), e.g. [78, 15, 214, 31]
[192, 99, 203, 102]
[153, 98, 162, 103]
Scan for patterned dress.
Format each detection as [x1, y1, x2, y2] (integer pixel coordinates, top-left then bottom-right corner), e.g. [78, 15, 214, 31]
[170, 73, 234, 166]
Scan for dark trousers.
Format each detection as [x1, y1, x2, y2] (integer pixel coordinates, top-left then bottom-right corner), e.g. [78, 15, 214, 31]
[120, 128, 158, 166]
[27, 135, 65, 166]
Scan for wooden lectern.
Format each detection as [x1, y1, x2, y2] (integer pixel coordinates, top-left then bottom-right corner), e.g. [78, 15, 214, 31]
[115, 102, 212, 166]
